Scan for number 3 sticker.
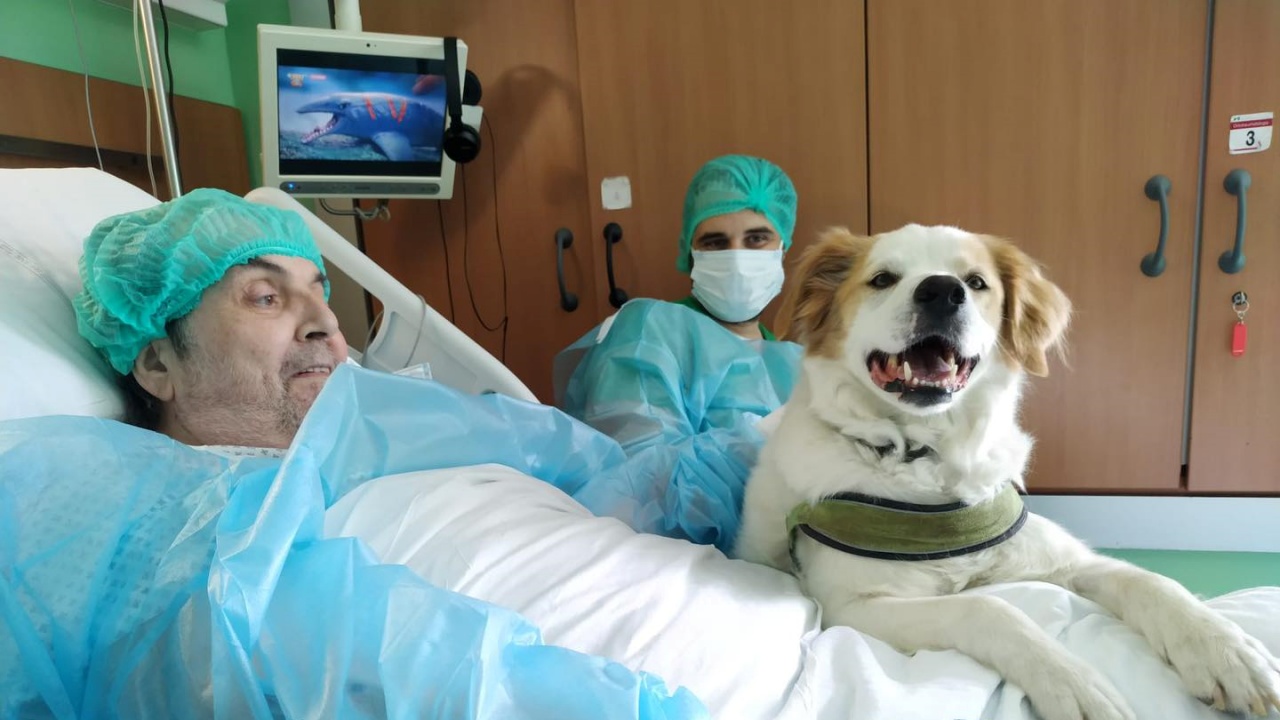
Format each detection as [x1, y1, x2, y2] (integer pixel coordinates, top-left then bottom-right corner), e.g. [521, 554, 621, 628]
[1229, 112, 1273, 155]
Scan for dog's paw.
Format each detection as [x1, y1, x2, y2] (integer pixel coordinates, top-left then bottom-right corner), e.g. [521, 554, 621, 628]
[1161, 612, 1280, 717]
[1017, 657, 1136, 720]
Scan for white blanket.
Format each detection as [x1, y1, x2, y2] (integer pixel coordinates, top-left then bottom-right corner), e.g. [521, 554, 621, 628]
[324, 465, 1280, 720]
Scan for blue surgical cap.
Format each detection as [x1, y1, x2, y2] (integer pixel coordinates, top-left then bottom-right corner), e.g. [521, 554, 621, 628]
[74, 188, 329, 375]
[677, 154, 798, 273]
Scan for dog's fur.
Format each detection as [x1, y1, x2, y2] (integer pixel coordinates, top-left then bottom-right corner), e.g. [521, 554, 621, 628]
[737, 225, 1280, 720]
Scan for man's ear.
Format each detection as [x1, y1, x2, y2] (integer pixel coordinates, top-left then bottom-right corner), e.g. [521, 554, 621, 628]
[776, 227, 872, 357]
[132, 341, 176, 402]
[985, 236, 1073, 377]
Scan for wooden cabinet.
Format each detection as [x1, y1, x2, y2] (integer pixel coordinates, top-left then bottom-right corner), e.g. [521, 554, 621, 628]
[866, 0, 1208, 492]
[360, 0, 1277, 495]
[1187, 0, 1280, 493]
[867, 0, 1278, 494]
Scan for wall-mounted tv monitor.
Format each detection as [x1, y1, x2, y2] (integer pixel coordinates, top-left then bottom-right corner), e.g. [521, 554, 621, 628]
[258, 24, 475, 199]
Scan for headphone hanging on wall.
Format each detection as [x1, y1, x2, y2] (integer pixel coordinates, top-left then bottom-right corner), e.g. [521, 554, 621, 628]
[443, 36, 481, 164]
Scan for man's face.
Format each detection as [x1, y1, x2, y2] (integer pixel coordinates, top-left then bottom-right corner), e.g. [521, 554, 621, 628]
[154, 254, 348, 448]
[691, 210, 782, 252]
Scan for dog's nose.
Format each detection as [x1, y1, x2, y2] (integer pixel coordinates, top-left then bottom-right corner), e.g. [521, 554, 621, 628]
[913, 275, 967, 316]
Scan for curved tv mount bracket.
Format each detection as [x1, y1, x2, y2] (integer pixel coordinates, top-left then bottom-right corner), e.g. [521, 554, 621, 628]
[318, 198, 392, 221]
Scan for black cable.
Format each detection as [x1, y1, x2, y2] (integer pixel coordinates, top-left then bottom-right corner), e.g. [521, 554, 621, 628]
[435, 200, 457, 323]
[352, 201, 376, 328]
[459, 161, 509, 362]
[156, 0, 181, 186]
[483, 117, 510, 363]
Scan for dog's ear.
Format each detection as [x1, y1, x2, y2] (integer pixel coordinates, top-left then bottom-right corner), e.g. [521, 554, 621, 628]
[985, 236, 1072, 376]
[778, 227, 871, 356]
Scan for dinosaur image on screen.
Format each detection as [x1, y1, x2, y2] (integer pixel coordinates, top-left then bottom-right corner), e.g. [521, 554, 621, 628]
[278, 65, 446, 163]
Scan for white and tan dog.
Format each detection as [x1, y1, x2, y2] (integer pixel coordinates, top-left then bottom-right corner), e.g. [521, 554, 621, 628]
[736, 225, 1280, 720]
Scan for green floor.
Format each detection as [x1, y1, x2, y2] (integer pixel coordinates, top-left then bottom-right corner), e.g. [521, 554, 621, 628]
[1101, 550, 1280, 599]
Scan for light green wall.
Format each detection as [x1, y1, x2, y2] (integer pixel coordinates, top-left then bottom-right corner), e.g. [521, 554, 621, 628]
[225, 0, 293, 186]
[1102, 550, 1280, 599]
[0, 0, 235, 104]
[0, 0, 291, 185]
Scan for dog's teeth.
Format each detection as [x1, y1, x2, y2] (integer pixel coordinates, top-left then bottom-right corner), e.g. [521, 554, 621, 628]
[902, 361, 912, 381]
[886, 355, 899, 374]
[948, 363, 958, 382]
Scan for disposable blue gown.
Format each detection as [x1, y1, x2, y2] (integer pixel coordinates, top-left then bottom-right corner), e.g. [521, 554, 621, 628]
[556, 300, 803, 455]
[0, 366, 727, 720]
[555, 299, 803, 541]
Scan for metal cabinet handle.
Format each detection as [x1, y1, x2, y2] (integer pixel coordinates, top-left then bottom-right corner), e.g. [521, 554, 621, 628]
[555, 228, 579, 312]
[1140, 175, 1171, 277]
[603, 222, 629, 309]
[1219, 169, 1251, 274]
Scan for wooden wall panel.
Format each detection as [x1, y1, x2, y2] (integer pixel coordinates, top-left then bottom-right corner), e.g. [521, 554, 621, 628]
[573, 0, 869, 326]
[359, 0, 600, 401]
[0, 56, 250, 197]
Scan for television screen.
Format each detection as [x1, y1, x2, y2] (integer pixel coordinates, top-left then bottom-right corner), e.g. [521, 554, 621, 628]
[276, 49, 447, 178]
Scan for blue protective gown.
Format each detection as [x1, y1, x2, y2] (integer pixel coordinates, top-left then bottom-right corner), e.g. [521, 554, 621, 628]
[0, 366, 722, 720]
[553, 300, 803, 544]
[555, 299, 802, 453]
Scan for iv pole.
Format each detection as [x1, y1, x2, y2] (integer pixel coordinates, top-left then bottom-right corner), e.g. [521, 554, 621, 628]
[135, 0, 365, 198]
[136, 0, 182, 197]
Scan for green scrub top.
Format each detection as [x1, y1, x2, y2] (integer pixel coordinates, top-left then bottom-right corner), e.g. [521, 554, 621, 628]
[674, 296, 777, 341]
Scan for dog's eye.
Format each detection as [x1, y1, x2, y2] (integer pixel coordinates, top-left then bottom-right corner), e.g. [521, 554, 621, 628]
[869, 271, 899, 289]
[966, 274, 988, 291]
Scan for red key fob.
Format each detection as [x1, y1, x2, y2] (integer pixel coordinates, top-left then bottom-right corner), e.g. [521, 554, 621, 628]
[1232, 321, 1247, 357]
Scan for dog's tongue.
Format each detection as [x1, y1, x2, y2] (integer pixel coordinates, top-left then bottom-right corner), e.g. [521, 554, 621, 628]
[905, 347, 951, 378]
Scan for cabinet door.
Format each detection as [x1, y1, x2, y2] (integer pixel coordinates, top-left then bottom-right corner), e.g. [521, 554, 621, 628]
[1188, 0, 1280, 493]
[572, 0, 868, 320]
[867, 0, 1208, 492]
[360, 0, 600, 402]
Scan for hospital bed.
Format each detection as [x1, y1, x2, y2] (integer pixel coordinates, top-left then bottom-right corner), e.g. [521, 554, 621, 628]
[3, 167, 1280, 720]
[1, 168, 533, 422]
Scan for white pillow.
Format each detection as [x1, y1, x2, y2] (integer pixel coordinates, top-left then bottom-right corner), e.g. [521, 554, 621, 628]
[325, 466, 1280, 720]
[324, 464, 823, 720]
[0, 167, 159, 422]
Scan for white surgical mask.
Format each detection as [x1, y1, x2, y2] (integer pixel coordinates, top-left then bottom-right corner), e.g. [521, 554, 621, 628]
[690, 249, 785, 324]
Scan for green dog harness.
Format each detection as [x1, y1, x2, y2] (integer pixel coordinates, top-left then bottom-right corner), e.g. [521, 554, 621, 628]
[787, 483, 1028, 562]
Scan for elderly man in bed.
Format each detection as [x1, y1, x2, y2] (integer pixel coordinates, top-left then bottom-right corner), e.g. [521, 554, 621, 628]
[75, 187, 347, 452]
[73, 188, 756, 552]
[49, 187, 799, 716]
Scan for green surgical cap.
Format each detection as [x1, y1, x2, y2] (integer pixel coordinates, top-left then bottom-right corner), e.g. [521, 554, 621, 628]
[677, 154, 798, 273]
[74, 188, 329, 375]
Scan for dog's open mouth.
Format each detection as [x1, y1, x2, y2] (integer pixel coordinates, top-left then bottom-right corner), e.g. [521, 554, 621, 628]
[866, 336, 979, 400]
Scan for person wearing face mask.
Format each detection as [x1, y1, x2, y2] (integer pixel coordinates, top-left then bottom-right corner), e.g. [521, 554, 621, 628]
[676, 155, 792, 340]
[552, 156, 804, 540]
